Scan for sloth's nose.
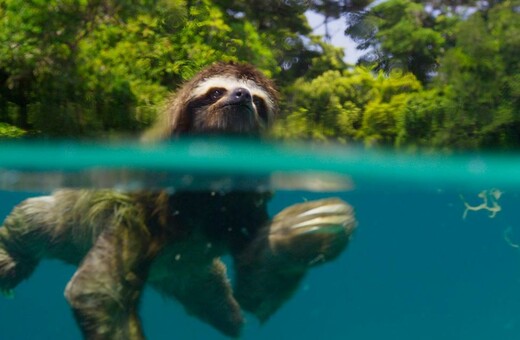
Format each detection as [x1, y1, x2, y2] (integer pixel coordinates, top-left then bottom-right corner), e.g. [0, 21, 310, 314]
[231, 87, 252, 102]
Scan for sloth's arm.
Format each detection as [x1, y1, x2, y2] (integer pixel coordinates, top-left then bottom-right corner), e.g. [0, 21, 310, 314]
[0, 195, 63, 295]
[233, 198, 356, 321]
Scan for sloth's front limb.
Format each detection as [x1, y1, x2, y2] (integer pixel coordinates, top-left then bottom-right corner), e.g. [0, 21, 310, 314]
[150, 257, 244, 338]
[0, 228, 39, 296]
[234, 198, 356, 321]
[0, 226, 39, 296]
[65, 221, 153, 340]
[0, 197, 56, 295]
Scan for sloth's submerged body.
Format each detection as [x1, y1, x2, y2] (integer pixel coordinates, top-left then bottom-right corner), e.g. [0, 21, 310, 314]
[0, 63, 356, 339]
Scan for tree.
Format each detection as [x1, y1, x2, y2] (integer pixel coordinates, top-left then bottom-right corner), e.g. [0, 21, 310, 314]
[433, 0, 520, 148]
[346, 0, 452, 83]
[212, 0, 349, 84]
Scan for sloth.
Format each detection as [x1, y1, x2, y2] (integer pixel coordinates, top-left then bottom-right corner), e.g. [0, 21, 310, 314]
[0, 63, 356, 339]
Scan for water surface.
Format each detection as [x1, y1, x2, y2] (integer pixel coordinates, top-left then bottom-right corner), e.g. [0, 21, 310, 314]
[1, 139, 519, 339]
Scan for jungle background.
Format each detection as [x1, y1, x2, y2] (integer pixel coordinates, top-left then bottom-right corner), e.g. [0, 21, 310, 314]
[0, 0, 518, 150]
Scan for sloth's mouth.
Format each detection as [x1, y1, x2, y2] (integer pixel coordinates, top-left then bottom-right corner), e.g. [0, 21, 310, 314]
[194, 102, 261, 134]
[221, 102, 254, 113]
[220, 103, 257, 125]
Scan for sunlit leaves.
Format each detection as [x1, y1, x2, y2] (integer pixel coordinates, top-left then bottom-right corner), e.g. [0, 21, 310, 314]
[0, 122, 26, 138]
[273, 67, 423, 146]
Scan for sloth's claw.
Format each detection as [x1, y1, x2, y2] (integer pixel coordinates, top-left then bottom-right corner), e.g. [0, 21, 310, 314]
[268, 198, 356, 267]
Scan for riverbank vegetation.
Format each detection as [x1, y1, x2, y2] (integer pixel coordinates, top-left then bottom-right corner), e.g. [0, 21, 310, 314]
[0, 0, 518, 150]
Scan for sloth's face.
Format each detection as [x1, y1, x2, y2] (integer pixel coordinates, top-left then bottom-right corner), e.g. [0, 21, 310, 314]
[187, 76, 275, 134]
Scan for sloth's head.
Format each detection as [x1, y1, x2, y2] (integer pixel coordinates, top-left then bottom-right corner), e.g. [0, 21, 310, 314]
[144, 62, 278, 140]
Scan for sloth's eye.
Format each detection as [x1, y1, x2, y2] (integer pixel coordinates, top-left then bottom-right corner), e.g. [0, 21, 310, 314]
[209, 88, 225, 101]
[253, 96, 268, 122]
[253, 97, 262, 108]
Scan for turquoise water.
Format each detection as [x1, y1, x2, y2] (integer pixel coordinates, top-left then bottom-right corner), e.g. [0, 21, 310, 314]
[1, 139, 520, 339]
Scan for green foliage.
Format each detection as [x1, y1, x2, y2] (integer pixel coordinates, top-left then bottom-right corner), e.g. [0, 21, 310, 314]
[273, 67, 422, 146]
[213, 0, 350, 84]
[0, 123, 26, 138]
[346, 0, 454, 83]
[0, 0, 281, 137]
[275, 0, 519, 150]
[0, 0, 518, 151]
[394, 88, 452, 150]
[432, 0, 520, 149]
